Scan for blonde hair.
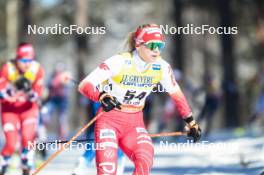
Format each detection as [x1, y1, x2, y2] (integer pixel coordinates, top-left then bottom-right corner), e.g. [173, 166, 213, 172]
[125, 32, 136, 52]
[125, 23, 159, 52]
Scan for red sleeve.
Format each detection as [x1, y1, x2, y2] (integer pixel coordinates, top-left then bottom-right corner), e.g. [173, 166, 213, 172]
[78, 81, 100, 102]
[32, 66, 45, 97]
[170, 91, 192, 119]
[0, 63, 9, 91]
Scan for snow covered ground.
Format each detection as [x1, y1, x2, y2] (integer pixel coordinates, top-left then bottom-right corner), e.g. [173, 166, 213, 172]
[2, 129, 264, 175]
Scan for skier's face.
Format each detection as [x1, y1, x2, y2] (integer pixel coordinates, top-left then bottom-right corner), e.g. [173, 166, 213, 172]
[137, 42, 163, 63]
[16, 59, 33, 73]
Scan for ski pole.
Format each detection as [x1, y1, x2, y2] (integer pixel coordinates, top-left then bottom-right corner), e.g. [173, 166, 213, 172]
[35, 131, 189, 145]
[68, 77, 79, 85]
[36, 138, 94, 145]
[63, 74, 79, 85]
[32, 111, 104, 175]
[149, 131, 189, 138]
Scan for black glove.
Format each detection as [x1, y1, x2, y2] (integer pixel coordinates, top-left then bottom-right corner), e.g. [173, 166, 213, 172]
[0, 88, 15, 99]
[28, 90, 39, 102]
[184, 116, 202, 142]
[99, 92, 121, 112]
[14, 76, 31, 92]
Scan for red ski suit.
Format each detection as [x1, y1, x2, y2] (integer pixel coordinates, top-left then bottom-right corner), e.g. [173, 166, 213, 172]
[79, 52, 192, 175]
[0, 61, 44, 156]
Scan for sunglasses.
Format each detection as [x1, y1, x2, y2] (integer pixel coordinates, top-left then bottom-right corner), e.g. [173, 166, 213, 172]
[18, 58, 33, 63]
[144, 42, 165, 51]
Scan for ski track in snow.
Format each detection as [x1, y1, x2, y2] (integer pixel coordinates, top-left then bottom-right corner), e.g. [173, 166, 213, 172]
[2, 132, 264, 175]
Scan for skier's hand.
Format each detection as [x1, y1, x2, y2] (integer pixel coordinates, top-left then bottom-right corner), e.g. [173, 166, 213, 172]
[184, 116, 201, 142]
[14, 76, 31, 92]
[4, 95, 17, 103]
[27, 90, 39, 102]
[99, 91, 121, 112]
[0, 88, 16, 102]
[0, 87, 30, 102]
[14, 90, 27, 102]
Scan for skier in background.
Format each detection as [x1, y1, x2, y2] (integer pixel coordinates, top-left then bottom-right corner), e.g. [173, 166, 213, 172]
[0, 43, 44, 175]
[248, 62, 264, 126]
[40, 63, 71, 140]
[195, 72, 221, 137]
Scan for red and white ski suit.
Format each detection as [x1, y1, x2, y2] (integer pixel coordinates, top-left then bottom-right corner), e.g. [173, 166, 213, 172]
[0, 61, 44, 156]
[79, 51, 192, 175]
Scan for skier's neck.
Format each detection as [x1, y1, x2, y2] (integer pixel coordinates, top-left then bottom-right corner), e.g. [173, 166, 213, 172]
[133, 51, 148, 72]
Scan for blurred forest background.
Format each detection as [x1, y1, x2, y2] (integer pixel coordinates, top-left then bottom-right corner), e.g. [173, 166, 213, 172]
[0, 0, 264, 137]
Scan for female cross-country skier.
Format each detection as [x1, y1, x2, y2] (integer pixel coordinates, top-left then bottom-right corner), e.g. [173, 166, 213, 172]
[0, 43, 44, 175]
[78, 24, 201, 175]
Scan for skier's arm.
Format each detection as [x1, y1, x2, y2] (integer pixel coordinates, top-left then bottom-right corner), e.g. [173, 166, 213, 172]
[160, 64, 201, 142]
[29, 66, 45, 102]
[32, 66, 45, 96]
[0, 64, 9, 90]
[159, 64, 192, 119]
[0, 64, 14, 99]
[78, 55, 122, 102]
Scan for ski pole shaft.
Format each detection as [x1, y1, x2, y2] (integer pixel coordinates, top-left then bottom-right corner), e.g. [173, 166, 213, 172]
[32, 112, 104, 175]
[36, 131, 189, 145]
[36, 138, 94, 145]
[149, 131, 189, 138]
[69, 78, 79, 85]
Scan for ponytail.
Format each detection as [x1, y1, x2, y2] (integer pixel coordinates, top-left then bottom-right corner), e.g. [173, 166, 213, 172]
[125, 32, 136, 52]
